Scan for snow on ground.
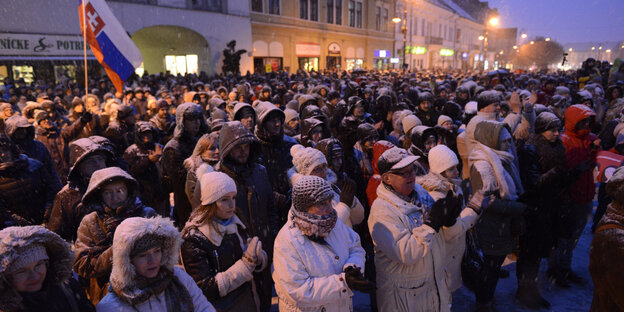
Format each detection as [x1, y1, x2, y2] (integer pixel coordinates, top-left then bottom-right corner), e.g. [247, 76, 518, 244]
[351, 222, 595, 312]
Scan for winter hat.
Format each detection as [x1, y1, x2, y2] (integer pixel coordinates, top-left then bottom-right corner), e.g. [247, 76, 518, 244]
[116, 105, 134, 120]
[607, 166, 624, 204]
[437, 114, 453, 126]
[200, 171, 237, 206]
[291, 144, 327, 175]
[130, 233, 165, 259]
[357, 123, 378, 142]
[402, 115, 422, 135]
[292, 175, 334, 212]
[477, 90, 501, 111]
[534, 112, 561, 134]
[556, 86, 570, 95]
[428, 145, 459, 175]
[465, 101, 478, 114]
[284, 108, 299, 123]
[7, 243, 49, 273]
[35, 110, 49, 123]
[377, 147, 419, 175]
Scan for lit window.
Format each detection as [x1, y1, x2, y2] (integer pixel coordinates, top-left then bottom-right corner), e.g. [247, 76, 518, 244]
[165, 54, 198, 76]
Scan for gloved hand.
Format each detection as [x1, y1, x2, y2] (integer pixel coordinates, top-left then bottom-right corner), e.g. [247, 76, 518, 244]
[424, 190, 453, 232]
[242, 237, 260, 268]
[344, 266, 376, 293]
[466, 190, 493, 214]
[254, 240, 268, 272]
[81, 111, 93, 124]
[443, 193, 463, 227]
[340, 178, 356, 207]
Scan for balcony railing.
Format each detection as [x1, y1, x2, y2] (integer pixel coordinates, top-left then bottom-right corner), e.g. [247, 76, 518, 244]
[426, 36, 443, 45]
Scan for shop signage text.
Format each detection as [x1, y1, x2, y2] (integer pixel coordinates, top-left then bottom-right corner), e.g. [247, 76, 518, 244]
[0, 33, 93, 56]
[296, 43, 321, 56]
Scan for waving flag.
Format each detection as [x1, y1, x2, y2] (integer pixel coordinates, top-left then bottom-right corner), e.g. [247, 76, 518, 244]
[79, 0, 142, 93]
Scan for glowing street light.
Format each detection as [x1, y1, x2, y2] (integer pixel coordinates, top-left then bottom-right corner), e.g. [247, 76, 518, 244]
[591, 46, 595, 50]
[478, 35, 485, 41]
[513, 45, 518, 49]
[499, 50, 504, 55]
[569, 48, 573, 52]
[530, 41, 535, 45]
[521, 33, 528, 39]
[392, 17, 401, 23]
[489, 17, 499, 27]
[599, 46, 603, 50]
[607, 49, 612, 53]
[545, 37, 551, 42]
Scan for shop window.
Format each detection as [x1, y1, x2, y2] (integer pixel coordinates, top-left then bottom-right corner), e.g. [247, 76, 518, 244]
[298, 57, 319, 72]
[165, 54, 198, 76]
[54, 65, 76, 84]
[251, 0, 262, 12]
[12, 65, 34, 84]
[345, 58, 363, 70]
[0, 66, 8, 85]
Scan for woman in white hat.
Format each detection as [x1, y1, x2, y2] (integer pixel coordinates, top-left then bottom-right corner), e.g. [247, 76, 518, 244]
[181, 171, 266, 312]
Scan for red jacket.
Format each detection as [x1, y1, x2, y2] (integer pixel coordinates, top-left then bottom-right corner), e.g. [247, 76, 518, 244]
[366, 140, 395, 207]
[561, 104, 598, 204]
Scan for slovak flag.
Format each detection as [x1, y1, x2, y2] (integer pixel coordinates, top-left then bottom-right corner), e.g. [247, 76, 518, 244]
[79, 0, 142, 93]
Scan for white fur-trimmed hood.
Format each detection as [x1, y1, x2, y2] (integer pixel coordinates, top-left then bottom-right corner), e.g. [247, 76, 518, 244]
[110, 216, 182, 291]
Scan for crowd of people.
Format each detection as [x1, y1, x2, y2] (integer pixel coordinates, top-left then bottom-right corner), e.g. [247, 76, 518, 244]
[0, 56, 623, 312]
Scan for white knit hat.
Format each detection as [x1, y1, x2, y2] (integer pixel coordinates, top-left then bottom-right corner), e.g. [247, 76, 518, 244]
[200, 171, 237, 205]
[291, 144, 327, 175]
[284, 108, 299, 123]
[402, 115, 422, 135]
[437, 115, 453, 126]
[465, 101, 478, 114]
[428, 145, 459, 174]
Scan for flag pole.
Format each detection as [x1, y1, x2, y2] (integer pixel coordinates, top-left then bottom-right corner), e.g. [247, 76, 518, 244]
[82, 1, 89, 96]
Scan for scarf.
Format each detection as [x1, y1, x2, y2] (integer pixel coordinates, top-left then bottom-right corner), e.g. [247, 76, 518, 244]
[197, 214, 246, 247]
[112, 269, 194, 312]
[469, 142, 524, 200]
[291, 209, 337, 239]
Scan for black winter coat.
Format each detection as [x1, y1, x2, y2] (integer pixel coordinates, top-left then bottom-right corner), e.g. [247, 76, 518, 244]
[181, 225, 256, 312]
[162, 135, 196, 226]
[17, 278, 95, 312]
[36, 119, 87, 184]
[123, 143, 169, 217]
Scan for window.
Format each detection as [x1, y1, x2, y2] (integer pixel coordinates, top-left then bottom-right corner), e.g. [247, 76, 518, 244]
[456, 28, 461, 43]
[382, 8, 388, 32]
[348, 1, 355, 27]
[356, 2, 362, 28]
[421, 19, 425, 36]
[375, 7, 381, 31]
[165, 55, 198, 76]
[444, 25, 447, 40]
[439, 24, 442, 37]
[335, 0, 342, 24]
[251, 0, 262, 12]
[327, 0, 334, 23]
[310, 0, 318, 21]
[300, 0, 318, 21]
[269, 0, 280, 14]
[190, 0, 223, 12]
[413, 17, 417, 36]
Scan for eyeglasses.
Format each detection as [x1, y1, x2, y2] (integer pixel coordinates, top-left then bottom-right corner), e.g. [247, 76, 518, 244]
[390, 166, 416, 178]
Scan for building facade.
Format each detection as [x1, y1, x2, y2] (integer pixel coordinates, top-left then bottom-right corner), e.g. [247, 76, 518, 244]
[250, 0, 397, 72]
[393, 0, 485, 70]
[0, 0, 253, 85]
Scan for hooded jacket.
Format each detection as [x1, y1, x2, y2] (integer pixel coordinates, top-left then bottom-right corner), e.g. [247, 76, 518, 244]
[273, 209, 366, 312]
[0, 226, 94, 312]
[162, 103, 209, 226]
[215, 121, 278, 311]
[46, 138, 114, 242]
[74, 167, 156, 305]
[96, 217, 215, 312]
[298, 117, 325, 148]
[123, 122, 169, 217]
[102, 106, 135, 158]
[254, 102, 297, 225]
[561, 104, 599, 204]
[4, 116, 62, 191]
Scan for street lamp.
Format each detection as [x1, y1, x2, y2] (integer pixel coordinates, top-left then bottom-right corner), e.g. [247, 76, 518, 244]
[482, 15, 499, 71]
[530, 41, 535, 45]
[545, 37, 551, 42]
[392, 17, 401, 69]
[569, 48, 573, 52]
[478, 35, 484, 41]
[489, 17, 499, 27]
[521, 33, 528, 39]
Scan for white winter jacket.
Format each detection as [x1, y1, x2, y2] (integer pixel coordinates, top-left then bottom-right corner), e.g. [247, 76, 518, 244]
[368, 184, 464, 312]
[273, 209, 366, 312]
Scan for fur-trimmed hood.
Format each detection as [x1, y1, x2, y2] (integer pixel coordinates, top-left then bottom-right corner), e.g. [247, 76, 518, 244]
[0, 226, 73, 311]
[110, 216, 183, 293]
[415, 171, 451, 195]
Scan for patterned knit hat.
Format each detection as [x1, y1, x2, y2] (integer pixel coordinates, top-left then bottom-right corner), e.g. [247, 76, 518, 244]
[130, 233, 164, 259]
[8, 244, 49, 273]
[292, 175, 334, 212]
[200, 171, 237, 205]
[291, 144, 327, 175]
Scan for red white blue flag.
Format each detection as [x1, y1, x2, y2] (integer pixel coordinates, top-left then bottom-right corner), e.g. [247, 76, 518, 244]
[78, 0, 142, 92]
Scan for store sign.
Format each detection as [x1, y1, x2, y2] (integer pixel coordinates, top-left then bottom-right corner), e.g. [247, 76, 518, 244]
[296, 43, 321, 56]
[328, 42, 341, 54]
[0, 33, 93, 56]
[462, 52, 469, 60]
[440, 49, 454, 56]
[374, 50, 390, 58]
[390, 58, 399, 64]
[409, 46, 426, 55]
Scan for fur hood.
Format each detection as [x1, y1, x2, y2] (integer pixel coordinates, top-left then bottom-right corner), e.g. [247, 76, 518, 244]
[0, 226, 73, 311]
[415, 171, 451, 195]
[110, 216, 182, 293]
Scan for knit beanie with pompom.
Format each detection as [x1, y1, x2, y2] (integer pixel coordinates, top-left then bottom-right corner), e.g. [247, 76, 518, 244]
[200, 171, 237, 206]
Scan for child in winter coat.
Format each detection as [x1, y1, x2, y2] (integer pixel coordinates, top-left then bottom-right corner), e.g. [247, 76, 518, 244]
[181, 171, 267, 312]
[273, 175, 372, 312]
[0, 226, 95, 312]
[96, 216, 215, 312]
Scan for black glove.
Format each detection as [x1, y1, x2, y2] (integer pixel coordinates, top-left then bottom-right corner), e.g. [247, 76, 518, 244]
[424, 190, 453, 232]
[443, 193, 463, 227]
[339, 178, 356, 207]
[344, 266, 376, 293]
[81, 111, 93, 124]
